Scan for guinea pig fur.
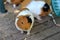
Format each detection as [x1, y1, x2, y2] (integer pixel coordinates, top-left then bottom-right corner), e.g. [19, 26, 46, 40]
[20, 0, 51, 20]
[4, 0, 24, 8]
[20, 0, 56, 24]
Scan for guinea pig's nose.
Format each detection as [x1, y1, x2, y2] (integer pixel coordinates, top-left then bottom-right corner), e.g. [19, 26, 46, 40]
[42, 3, 50, 12]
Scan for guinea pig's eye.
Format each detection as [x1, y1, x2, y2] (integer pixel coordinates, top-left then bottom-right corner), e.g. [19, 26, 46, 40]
[21, 22, 24, 24]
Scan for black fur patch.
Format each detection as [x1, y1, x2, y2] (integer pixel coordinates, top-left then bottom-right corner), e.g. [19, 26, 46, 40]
[26, 16, 32, 23]
[23, 31, 27, 34]
[42, 3, 50, 12]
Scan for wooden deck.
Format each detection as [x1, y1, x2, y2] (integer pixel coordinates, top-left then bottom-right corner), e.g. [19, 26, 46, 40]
[0, 11, 60, 40]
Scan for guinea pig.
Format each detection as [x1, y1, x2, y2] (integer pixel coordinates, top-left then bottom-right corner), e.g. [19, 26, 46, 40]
[19, 0, 51, 20]
[4, 0, 24, 8]
[19, 0, 56, 24]
[15, 9, 34, 35]
[11, 0, 24, 8]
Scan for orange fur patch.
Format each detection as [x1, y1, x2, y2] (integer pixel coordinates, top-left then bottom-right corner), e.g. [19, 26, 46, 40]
[40, 8, 51, 16]
[11, 0, 23, 5]
[17, 16, 31, 30]
[21, 0, 31, 8]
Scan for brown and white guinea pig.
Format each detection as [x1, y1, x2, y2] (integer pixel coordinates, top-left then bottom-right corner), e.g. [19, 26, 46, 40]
[4, 0, 24, 8]
[17, 0, 56, 24]
[16, 0, 51, 20]
[15, 9, 34, 35]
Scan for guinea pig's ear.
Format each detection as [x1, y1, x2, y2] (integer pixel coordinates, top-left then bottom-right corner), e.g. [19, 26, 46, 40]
[42, 3, 50, 12]
[26, 16, 32, 23]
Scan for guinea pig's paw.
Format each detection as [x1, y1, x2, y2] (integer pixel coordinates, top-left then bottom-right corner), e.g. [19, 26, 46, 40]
[27, 31, 30, 35]
[36, 16, 42, 20]
[21, 30, 24, 34]
[37, 18, 42, 20]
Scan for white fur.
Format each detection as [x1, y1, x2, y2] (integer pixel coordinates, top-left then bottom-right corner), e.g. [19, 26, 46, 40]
[15, 10, 34, 35]
[13, 4, 16, 8]
[26, 1, 45, 20]
[25, 1, 56, 24]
